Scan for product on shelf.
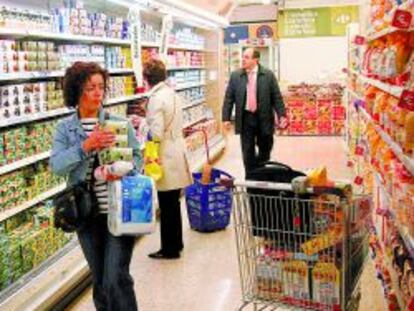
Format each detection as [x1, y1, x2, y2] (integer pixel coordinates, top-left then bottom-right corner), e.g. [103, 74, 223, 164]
[0, 81, 64, 120]
[177, 87, 205, 106]
[166, 51, 204, 68]
[185, 119, 219, 153]
[59, 44, 105, 69]
[0, 3, 129, 39]
[0, 40, 61, 74]
[368, 0, 414, 35]
[0, 119, 57, 165]
[107, 76, 135, 99]
[169, 26, 205, 49]
[182, 104, 209, 127]
[279, 83, 345, 136]
[361, 32, 412, 86]
[168, 69, 206, 89]
[0, 203, 73, 290]
[0, 159, 64, 212]
[141, 23, 161, 43]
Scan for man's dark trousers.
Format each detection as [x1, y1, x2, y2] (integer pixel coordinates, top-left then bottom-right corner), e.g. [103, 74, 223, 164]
[241, 110, 273, 174]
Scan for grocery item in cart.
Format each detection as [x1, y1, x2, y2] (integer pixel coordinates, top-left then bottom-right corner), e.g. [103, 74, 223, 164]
[282, 260, 310, 305]
[312, 262, 340, 306]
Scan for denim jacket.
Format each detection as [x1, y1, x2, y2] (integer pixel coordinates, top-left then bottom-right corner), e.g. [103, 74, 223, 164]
[50, 107, 142, 186]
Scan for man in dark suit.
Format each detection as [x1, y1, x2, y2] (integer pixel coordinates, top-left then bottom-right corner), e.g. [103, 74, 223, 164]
[222, 47, 287, 174]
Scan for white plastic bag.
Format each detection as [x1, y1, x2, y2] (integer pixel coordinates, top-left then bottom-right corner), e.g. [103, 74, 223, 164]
[108, 174, 158, 236]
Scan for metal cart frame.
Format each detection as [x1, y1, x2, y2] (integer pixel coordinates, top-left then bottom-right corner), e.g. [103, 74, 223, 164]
[230, 179, 371, 311]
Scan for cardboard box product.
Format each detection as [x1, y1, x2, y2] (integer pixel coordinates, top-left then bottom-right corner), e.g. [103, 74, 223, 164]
[102, 120, 128, 135]
[100, 147, 133, 165]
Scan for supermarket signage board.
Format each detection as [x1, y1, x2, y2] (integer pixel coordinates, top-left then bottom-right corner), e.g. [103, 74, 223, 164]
[248, 23, 278, 40]
[278, 6, 359, 38]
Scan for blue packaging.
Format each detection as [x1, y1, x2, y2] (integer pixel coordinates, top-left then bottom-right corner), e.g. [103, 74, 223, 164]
[121, 176, 153, 224]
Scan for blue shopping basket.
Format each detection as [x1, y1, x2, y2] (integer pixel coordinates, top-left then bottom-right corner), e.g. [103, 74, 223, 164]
[185, 168, 233, 232]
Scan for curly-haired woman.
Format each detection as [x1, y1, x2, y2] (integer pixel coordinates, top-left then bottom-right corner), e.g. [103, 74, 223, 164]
[50, 62, 141, 311]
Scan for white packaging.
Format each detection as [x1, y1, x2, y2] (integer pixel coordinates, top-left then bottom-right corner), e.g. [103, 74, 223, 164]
[108, 174, 157, 236]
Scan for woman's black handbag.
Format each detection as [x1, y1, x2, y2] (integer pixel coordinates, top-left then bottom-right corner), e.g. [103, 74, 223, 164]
[53, 156, 98, 232]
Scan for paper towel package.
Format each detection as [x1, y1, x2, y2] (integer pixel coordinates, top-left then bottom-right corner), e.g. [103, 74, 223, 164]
[108, 174, 157, 236]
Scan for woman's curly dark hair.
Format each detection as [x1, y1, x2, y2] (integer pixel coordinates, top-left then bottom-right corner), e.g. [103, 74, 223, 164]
[63, 62, 109, 108]
[142, 59, 167, 87]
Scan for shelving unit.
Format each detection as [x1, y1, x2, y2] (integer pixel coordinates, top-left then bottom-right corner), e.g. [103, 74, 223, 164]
[346, 3, 414, 308]
[359, 107, 414, 176]
[0, 0, 227, 309]
[0, 184, 66, 223]
[358, 75, 404, 98]
[0, 28, 130, 45]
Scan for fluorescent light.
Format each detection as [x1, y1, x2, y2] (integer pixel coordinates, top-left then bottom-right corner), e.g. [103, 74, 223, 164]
[106, 0, 132, 7]
[107, 0, 228, 29]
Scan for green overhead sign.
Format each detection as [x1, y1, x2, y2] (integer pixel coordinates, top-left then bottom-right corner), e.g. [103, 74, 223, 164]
[278, 6, 359, 38]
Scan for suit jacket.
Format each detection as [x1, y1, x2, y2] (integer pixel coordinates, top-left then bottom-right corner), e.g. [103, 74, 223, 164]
[146, 82, 192, 191]
[222, 65, 286, 135]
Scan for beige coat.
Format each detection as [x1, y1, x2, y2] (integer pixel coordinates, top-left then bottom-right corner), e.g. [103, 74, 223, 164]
[146, 82, 192, 191]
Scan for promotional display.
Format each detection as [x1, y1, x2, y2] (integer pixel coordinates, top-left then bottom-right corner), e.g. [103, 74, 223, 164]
[279, 84, 346, 136]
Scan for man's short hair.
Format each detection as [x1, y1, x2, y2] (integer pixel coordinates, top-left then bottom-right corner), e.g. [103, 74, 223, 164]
[252, 49, 261, 60]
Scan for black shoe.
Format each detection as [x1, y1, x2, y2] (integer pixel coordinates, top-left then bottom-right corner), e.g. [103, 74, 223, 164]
[148, 250, 180, 259]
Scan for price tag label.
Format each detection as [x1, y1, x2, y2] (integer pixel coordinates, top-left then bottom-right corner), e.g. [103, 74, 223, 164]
[391, 9, 413, 29]
[354, 35, 366, 45]
[355, 145, 364, 156]
[398, 90, 414, 111]
[354, 176, 364, 185]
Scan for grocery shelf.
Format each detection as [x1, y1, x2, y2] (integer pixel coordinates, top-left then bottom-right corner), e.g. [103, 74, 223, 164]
[366, 26, 414, 42]
[0, 183, 66, 223]
[188, 135, 225, 172]
[0, 70, 65, 82]
[168, 44, 206, 51]
[182, 99, 205, 110]
[0, 68, 133, 82]
[358, 75, 403, 98]
[107, 68, 134, 75]
[0, 239, 89, 311]
[175, 82, 206, 91]
[0, 108, 74, 128]
[359, 107, 414, 176]
[183, 115, 208, 128]
[105, 94, 147, 106]
[167, 66, 206, 71]
[0, 151, 51, 175]
[0, 27, 130, 46]
[141, 41, 160, 48]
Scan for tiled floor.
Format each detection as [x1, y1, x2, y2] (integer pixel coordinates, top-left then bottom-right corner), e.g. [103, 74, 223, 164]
[67, 134, 386, 311]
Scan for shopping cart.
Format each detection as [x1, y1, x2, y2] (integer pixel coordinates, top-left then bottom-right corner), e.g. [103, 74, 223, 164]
[184, 127, 233, 232]
[228, 178, 372, 311]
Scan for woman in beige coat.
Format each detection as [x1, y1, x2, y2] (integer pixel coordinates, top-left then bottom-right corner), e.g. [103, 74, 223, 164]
[143, 59, 192, 259]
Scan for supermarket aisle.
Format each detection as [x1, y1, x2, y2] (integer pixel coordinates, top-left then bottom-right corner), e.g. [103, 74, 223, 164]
[68, 134, 386, 311]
